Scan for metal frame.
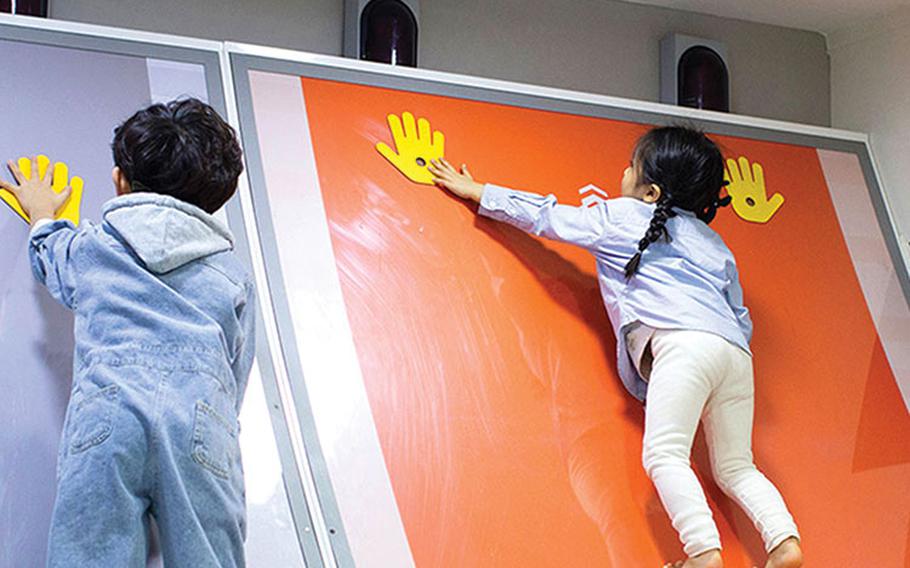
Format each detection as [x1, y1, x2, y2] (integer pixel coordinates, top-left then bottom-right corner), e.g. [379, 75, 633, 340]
[0, 14, 326, 567]
[226, 54, 357, 568]
[224, 39, 910, 566]
[218, 47, 337, 568]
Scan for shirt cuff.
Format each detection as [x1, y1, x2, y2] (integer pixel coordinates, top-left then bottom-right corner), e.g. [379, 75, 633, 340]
[478, 183, 514, 218]
[29, 217, 74, 240]
[29, 218, 55, 236]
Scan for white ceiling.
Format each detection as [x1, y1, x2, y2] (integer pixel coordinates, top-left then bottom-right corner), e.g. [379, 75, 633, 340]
[620, 0, 908, 34]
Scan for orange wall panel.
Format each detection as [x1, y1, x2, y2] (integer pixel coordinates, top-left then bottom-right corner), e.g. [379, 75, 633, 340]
[297, 76, 910, 567]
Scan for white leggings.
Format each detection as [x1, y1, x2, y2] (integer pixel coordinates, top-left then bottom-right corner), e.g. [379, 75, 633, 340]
[640, 329, 799, 557]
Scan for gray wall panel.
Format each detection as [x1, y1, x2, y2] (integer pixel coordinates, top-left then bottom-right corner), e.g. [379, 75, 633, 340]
[52, 0, 830, 126]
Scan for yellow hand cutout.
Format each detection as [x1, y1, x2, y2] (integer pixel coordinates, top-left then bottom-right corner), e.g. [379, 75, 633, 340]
[1, 155, 84, 225]
[724, 157, 784, 224]
[376, 112, 445, 185]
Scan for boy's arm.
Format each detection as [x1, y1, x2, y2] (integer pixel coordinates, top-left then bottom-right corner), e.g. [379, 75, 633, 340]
[29, 219, 83, 310]
[2, 157, 83, 309]
[231, 282, 257, 406]
[428, 158, 609, 248]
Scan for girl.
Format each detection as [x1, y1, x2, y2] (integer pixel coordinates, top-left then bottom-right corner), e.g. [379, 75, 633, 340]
[428, 126, 802, 568]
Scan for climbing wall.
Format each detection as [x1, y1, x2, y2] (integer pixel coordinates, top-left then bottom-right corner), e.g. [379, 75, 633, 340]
[234, 64, 910, 567]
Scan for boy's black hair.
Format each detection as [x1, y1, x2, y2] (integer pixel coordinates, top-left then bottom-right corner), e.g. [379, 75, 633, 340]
[624, 125, 731, 278]
[112, 98, 243, 214]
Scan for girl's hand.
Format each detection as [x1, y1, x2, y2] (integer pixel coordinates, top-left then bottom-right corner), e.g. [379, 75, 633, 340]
[1, 157, 73, 225]
[428, 158, 484, 202]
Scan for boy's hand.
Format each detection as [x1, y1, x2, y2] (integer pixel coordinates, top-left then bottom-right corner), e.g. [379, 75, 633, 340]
[40, 158, 84, 226]
[428, 158, 485, 202]
[0, 156, 74, 225]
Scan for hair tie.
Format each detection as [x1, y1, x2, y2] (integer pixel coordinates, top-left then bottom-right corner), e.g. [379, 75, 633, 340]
[714, 195, 732, 208]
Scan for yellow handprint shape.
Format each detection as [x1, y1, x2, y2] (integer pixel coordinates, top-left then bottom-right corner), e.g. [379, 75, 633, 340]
[0, 155, 84, 225]
[724, 156, 784, 224]
[376, 112, 445, 185]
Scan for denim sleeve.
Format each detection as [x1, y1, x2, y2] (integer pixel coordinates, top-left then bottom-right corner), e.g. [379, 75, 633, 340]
[231, 281, 257, 409]
[725, 262, 753, 343]
[29, 219, 83, 310]
[478, 184, 609, 249]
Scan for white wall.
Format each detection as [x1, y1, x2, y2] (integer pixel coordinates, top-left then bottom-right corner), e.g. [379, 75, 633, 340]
[829, 6, 910, 252]
[49, 0, 830, 126]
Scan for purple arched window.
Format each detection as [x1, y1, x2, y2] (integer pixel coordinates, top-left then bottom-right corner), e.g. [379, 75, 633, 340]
[3, 0, 48, 16]
[678, 46, 729, 112]
[360, 0, 418, 67]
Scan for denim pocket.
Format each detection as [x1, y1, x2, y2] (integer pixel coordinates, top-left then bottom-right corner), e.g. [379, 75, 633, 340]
[69, 384, 119, 454]
[192, 400, 237, 479]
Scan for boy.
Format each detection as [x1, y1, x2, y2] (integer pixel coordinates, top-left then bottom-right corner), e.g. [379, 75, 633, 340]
[0, 98, 255, 567]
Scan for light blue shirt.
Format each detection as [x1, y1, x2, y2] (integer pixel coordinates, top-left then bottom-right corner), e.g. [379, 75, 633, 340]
[479, 184, 752, 402]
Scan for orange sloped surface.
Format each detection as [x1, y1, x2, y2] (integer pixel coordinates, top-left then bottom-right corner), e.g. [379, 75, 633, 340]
[300, 76, 910, 567]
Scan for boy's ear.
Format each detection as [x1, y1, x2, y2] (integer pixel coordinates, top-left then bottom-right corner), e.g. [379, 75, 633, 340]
[112, 167, 131, 196]
[644, 183, 662, 204]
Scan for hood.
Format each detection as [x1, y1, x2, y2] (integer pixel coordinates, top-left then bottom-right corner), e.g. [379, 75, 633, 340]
[103, 193, 234, 274]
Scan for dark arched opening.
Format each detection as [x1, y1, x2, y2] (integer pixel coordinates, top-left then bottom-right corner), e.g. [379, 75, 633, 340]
[360, 0, 418, 67]
[678, 46, 729, 112]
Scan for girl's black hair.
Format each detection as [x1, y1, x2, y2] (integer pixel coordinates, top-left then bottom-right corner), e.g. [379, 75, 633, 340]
[112, 98, 244, 214]
[623, 126, 731, 278]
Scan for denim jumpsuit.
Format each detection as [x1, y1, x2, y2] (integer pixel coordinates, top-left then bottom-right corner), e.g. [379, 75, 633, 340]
[30, 193, 255, 567]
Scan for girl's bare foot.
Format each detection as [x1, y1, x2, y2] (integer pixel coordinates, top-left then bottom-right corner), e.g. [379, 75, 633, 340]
[662, 549, 723, 568]
[765, 537, 802, 568]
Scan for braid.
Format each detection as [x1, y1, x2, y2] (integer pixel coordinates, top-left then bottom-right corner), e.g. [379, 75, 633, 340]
[623, 125, 731, 278]
[624, 197, 677, 279]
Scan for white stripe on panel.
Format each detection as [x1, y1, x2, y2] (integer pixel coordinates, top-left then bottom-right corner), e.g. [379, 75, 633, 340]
[248, 70, 415, 568]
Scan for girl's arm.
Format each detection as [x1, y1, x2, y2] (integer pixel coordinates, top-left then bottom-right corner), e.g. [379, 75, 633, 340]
[429, 159, 609, 249]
